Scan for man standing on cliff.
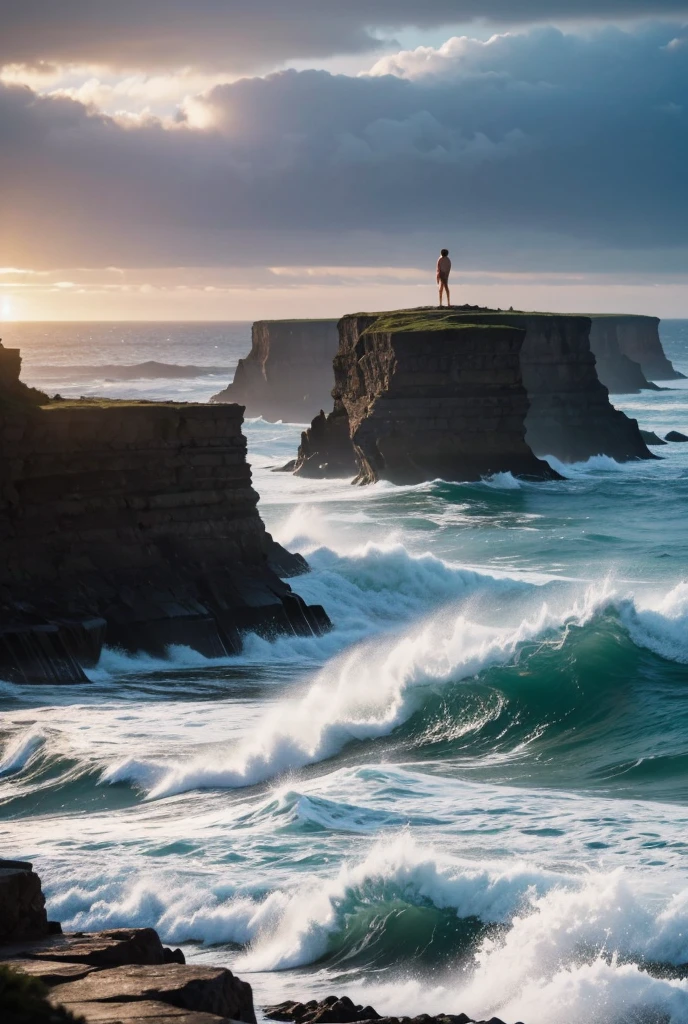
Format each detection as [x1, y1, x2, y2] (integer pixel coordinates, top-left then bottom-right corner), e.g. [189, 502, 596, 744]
[437, 249, 451, 307]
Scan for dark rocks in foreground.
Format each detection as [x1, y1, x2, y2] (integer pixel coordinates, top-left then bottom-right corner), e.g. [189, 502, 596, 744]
[0, 344, 330, 684]
[265, 996, 515, 1024]
[211, 320, 339, 422]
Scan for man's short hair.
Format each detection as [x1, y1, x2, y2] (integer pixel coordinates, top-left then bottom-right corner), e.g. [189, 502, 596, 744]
[441, 248, 449, 257]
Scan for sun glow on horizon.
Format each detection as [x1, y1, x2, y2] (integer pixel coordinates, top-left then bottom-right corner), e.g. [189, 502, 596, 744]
[0, 296, 14, 321]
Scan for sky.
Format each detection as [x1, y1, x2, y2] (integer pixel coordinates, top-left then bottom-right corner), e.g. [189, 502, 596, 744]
[1, 1, 688, 320]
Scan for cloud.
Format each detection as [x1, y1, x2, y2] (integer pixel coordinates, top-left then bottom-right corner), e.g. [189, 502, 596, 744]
[2, 1, 688, 73]
[1, 24, 687, 277]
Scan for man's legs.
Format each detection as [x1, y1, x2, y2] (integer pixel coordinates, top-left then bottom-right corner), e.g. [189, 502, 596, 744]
[438, 279, 450, 306]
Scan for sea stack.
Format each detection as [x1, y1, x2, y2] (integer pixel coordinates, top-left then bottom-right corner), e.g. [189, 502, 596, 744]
[211, 319, 339, 422]
[292, 307, 653, 480]
[0, 343, 330, 684]
[298, 310, 555, 485]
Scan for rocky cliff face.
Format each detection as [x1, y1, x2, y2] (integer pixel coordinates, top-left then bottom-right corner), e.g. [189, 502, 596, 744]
[588, 317, 660, 394]
[211, 320, 339, 422]
[292, 308, 653, 479]
[297, 310, 555, 485]
[0, 346, 329, 684]
[509, 312, 653, 462]
[596, 315, 684, 382]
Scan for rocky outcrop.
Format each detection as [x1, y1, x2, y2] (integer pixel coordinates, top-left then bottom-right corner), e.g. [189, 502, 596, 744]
[292, 406, 359, 479]
[0, 865, 256, 1024]
[266, 995, 504, 1024]
[0, 861, 57, 944]
[588, 318, 661, 393]
[640, 430, 667, 446]
[666, 430, 688, 442]
[0, 346, 330, 684]
[211, 320, 339, 422]
[292, 308, 652, 480]
[300, 310, 555, 485]
[596, 315, 684, 381]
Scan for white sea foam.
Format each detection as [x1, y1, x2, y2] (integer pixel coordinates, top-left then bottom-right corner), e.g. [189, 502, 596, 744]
[482, 472, 523, 490]
[619, 581, 688, 664]
[51, 832, 688, 1024]
[543, 453, 632, 476]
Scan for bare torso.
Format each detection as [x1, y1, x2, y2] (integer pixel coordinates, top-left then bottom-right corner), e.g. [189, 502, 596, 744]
[437, 255, 451, 281]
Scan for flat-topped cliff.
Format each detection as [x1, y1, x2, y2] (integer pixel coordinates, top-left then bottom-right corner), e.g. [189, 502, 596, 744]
[594, 314, 684, 382]
[292, 307, 653, 480]
[297, 310, 555, 485]
[0, 347, 329, 684]
[211, 319, 339, 422]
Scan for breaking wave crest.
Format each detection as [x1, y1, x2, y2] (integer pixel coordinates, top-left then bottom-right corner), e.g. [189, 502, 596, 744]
[98, 563, 688, 800]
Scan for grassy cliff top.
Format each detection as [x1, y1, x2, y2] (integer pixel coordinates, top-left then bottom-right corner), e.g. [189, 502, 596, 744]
[361, 309, 525, 335]
[256, 318, 339, 325]
[349, 307, 658, 330]
[40, 397, 232, 411]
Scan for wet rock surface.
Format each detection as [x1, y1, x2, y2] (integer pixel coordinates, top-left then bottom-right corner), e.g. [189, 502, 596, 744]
[265, 996, 516, 1024]
[2, 929, 254, 1024]
[665, 430, 688, 442]
[54, 963, 255, 1021]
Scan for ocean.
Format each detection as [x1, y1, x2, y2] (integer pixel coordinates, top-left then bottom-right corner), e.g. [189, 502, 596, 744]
[2, 319, 688, 1024]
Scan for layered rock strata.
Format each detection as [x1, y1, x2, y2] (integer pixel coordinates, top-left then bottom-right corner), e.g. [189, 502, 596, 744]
[293, 308, 652, 479]
[0, 345, 330, 684]
[299, 311, 555, 485]
[211, 320, 339, 422]
[0, 860, 255, 1024]
[597, 315, 684, 381]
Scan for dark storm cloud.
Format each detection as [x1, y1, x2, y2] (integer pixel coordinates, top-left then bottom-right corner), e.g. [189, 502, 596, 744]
[1, 0, 688, 72]
[2, 24, 687, 272]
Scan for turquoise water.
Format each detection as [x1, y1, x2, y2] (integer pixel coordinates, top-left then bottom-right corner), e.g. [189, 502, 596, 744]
[1, 321, 688, 1024]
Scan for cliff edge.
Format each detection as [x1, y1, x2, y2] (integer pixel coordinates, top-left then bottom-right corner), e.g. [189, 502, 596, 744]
[0, 345, 330, 684]
[211, 320, 339, 422]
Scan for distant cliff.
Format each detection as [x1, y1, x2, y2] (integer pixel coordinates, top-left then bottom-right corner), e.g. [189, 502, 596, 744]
[0, 344, 330, 684]
[597, 315, 684, 382]
[292, 307, 653, 481]
[588, 315, 683, 392]
[588, 318, 659, 394]
[296, 310, 555, 485]
[211, 320, 339, 422]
